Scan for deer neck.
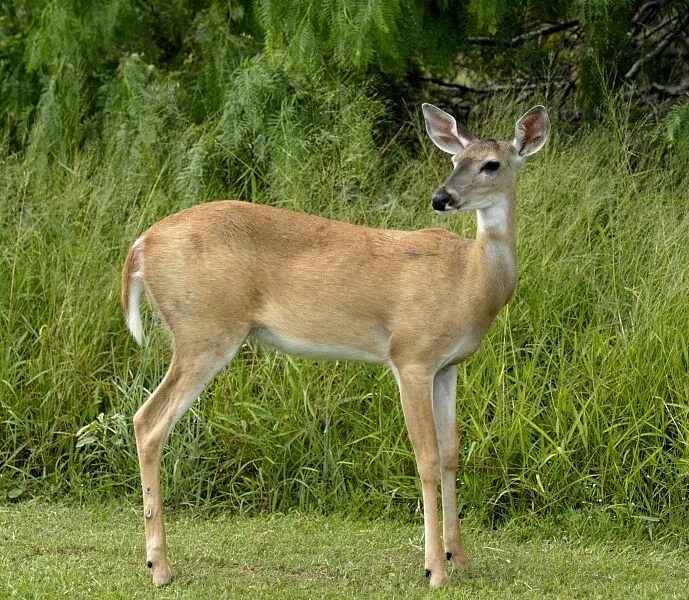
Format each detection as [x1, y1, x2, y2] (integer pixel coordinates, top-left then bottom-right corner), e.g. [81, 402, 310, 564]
[473, 193, 517, 310]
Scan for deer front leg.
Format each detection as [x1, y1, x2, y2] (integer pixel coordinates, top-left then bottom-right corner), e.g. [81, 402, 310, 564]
[432, 364, 468, 572]
[393, 364, 447, 589]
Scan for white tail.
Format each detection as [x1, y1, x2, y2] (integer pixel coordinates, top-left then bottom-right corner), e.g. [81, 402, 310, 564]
[121, 239, 144, 345]
[124, 103, 550, 588]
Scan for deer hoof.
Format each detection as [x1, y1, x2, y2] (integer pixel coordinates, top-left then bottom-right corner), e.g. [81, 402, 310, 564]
[449, 551, 469, 572]
[151, 561, 172, 587]
[428, 569, 449, 589]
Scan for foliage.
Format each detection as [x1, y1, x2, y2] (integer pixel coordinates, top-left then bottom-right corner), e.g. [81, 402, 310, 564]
[1, 0, 689, 530]
[2, 90, 689, 526]
[3, 1, 688, 159]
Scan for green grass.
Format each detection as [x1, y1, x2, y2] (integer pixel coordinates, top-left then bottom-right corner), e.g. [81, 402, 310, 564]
[2, 78, 689, 525]
[1, 502, 688, 599]
[4, 14, 689, 599]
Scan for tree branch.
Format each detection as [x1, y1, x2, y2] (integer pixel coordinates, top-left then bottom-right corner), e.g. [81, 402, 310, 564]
[407, 73, 547, 94]
[468, 20, 579, 47]
[633, 1, 660, 25]
[408, 74, 483, 93]
[512, 19, 580, 44]
[651, 81, 689, 96]
[625, 12, 689, 79]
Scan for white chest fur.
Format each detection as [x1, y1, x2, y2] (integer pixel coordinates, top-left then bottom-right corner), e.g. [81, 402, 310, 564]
[476, 201, 517, 305]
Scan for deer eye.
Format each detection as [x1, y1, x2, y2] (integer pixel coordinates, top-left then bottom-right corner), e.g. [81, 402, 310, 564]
[482, 160, 500, 172]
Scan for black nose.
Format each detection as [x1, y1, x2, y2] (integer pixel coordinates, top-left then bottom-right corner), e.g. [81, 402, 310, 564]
[432, 188, 451, 211]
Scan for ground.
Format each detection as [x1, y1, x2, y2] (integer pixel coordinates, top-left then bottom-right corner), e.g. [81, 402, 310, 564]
[0, 503, 686, 599]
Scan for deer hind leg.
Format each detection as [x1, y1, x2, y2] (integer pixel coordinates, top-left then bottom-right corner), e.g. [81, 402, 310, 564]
[393, 364, 447, 589]
[432, 364, 468, 572]
[133, 336, 245, 586]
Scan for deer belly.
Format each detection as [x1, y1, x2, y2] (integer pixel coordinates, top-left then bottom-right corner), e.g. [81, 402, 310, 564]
[251, 326, 387, 363]
[440, 329, 484, 367]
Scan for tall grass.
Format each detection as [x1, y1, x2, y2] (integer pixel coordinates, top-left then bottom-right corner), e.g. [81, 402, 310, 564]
[2, 78, 689, 532]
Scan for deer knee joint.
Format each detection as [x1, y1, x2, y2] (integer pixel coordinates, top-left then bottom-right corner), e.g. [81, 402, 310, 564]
[440, 453, 457, 471]
[418, 457, 440, 482]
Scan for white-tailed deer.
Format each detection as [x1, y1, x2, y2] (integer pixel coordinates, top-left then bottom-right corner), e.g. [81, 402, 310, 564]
[122, 103, 549, 588]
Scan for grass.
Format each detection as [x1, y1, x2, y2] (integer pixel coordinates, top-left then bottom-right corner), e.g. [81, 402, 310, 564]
[3, 12, 689, 598]
[2, 77, 689, 525]
[1, 501, 688, 599]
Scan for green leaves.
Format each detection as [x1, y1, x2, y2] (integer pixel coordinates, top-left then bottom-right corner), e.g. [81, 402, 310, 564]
[0, 0, 688, 526]
[7, 487, 24, 499]
[467, 0, 507, 36]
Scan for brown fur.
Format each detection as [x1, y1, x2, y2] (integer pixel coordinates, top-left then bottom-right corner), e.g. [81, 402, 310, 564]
[123, 103, 549, 589]
[131, 201, 512, 365]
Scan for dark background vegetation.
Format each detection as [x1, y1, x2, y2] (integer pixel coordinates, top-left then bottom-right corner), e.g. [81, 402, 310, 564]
[2, 0, 689, 532]
[4, 0, 689, 152]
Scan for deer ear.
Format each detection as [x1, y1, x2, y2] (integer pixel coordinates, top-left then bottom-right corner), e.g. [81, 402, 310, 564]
[422, 103, 477, 155]
[513, 105, 550, 157]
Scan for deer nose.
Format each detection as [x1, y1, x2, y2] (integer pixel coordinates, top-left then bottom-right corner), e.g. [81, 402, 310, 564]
[432, 188, 451, 211]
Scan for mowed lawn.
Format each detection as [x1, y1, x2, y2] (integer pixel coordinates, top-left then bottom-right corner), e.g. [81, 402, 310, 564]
[0, 503, 687, 599]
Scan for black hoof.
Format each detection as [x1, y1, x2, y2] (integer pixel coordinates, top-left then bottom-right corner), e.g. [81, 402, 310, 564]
[425, 569, 431, 579]
[446, 552, 453, 561]
[146, 560, 153, 569]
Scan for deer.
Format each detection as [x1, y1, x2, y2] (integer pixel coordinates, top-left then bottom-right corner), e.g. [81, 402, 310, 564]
[121, 102, 550, 589]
